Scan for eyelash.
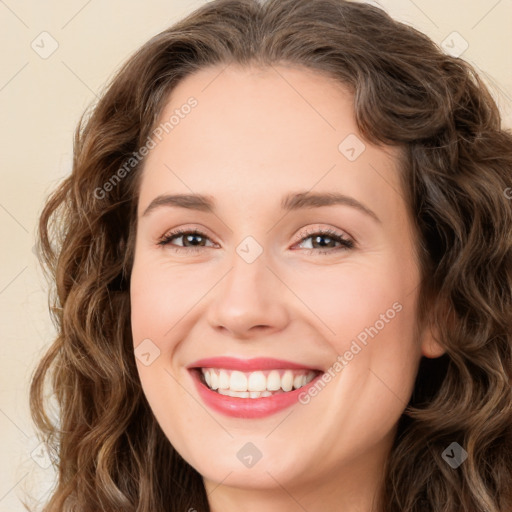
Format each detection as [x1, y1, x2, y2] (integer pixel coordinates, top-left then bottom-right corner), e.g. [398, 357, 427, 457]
[157, 227, 355, 255]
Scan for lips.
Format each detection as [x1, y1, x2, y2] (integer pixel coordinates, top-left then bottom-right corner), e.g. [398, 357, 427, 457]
[187, 357, 324, 418]
[188, 357, 322, 372]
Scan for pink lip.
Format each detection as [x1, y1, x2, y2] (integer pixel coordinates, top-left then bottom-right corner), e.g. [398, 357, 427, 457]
[187, 357, 324, 419]
[187, 356, 321, 372]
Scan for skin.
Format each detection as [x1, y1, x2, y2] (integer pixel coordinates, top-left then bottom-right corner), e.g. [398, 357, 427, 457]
[130, 63, 445, 512]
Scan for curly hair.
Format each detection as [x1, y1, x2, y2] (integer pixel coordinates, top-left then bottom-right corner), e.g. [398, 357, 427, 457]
[27, 0, 512, 511]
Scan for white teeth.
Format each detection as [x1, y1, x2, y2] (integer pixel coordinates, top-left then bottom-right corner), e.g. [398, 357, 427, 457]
[267, 370, 282, 391]
[282, 370, 294, 392]
[248, 371, 267, 391]
[199, 367, 318, 397]
[230, 371, 247, 391]
[219, 370, 229, 389]
[218, 389, 251, 398]
[210, 371, 219, 390]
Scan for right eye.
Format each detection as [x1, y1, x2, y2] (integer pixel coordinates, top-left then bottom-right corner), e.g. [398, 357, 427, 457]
[157, 228, 215, 253]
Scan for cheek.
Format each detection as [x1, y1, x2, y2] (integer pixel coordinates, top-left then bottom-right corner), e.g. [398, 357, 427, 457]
[289, 257, 417, 344]
[130, 282, 168, 349]
[129, 260, 195, 446]
[130, 256, 201, 344]
[291, 257, 422, 412]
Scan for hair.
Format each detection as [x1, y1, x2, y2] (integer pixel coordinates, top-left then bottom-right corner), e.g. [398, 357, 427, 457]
[26, 0, 512, 511]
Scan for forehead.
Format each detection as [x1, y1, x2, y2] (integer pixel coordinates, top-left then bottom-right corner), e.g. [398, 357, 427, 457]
[138, 64, 404, 219]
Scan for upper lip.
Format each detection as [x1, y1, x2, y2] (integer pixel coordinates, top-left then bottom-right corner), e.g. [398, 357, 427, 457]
[187, 357, 322, 372]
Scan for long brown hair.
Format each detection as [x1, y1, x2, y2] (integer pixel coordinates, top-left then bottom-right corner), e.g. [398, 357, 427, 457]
[27, 0, 512, 510]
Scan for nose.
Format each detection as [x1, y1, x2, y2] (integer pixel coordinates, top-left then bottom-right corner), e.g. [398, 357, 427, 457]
[206, 248, 290, 339]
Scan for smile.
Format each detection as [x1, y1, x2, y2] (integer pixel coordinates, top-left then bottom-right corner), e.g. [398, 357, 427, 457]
[187, 357, 324, 418]
[199, 368, 318, 398]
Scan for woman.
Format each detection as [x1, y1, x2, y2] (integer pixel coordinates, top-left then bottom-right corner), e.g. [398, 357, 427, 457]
[28, 0, 512, 510]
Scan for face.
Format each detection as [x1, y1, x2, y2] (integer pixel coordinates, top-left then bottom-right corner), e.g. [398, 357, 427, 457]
[130, 64, 444, 509]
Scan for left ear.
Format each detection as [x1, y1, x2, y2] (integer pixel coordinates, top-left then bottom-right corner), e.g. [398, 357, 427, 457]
[419, 304, 451, 358]
[420, 323, 446, 358]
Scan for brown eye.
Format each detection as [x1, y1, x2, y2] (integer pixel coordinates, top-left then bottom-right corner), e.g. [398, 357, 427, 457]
[157, 229, 214, 252]
[295, 229, 355, 255]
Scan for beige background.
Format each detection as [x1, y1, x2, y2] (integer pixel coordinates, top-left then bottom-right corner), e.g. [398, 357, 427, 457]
[1, 0, 510, 510]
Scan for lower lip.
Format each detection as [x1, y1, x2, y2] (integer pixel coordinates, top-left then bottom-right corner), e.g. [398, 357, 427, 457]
[189, 369, 323, 418]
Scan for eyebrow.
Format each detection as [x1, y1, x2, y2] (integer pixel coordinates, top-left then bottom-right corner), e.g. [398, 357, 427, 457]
[141, 191, 381, 223]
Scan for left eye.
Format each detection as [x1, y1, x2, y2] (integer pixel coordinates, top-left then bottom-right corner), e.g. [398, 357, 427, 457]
[157, 229, 214, 251]
[157, 228, 355, 254]
[295, 229, 354, 253]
